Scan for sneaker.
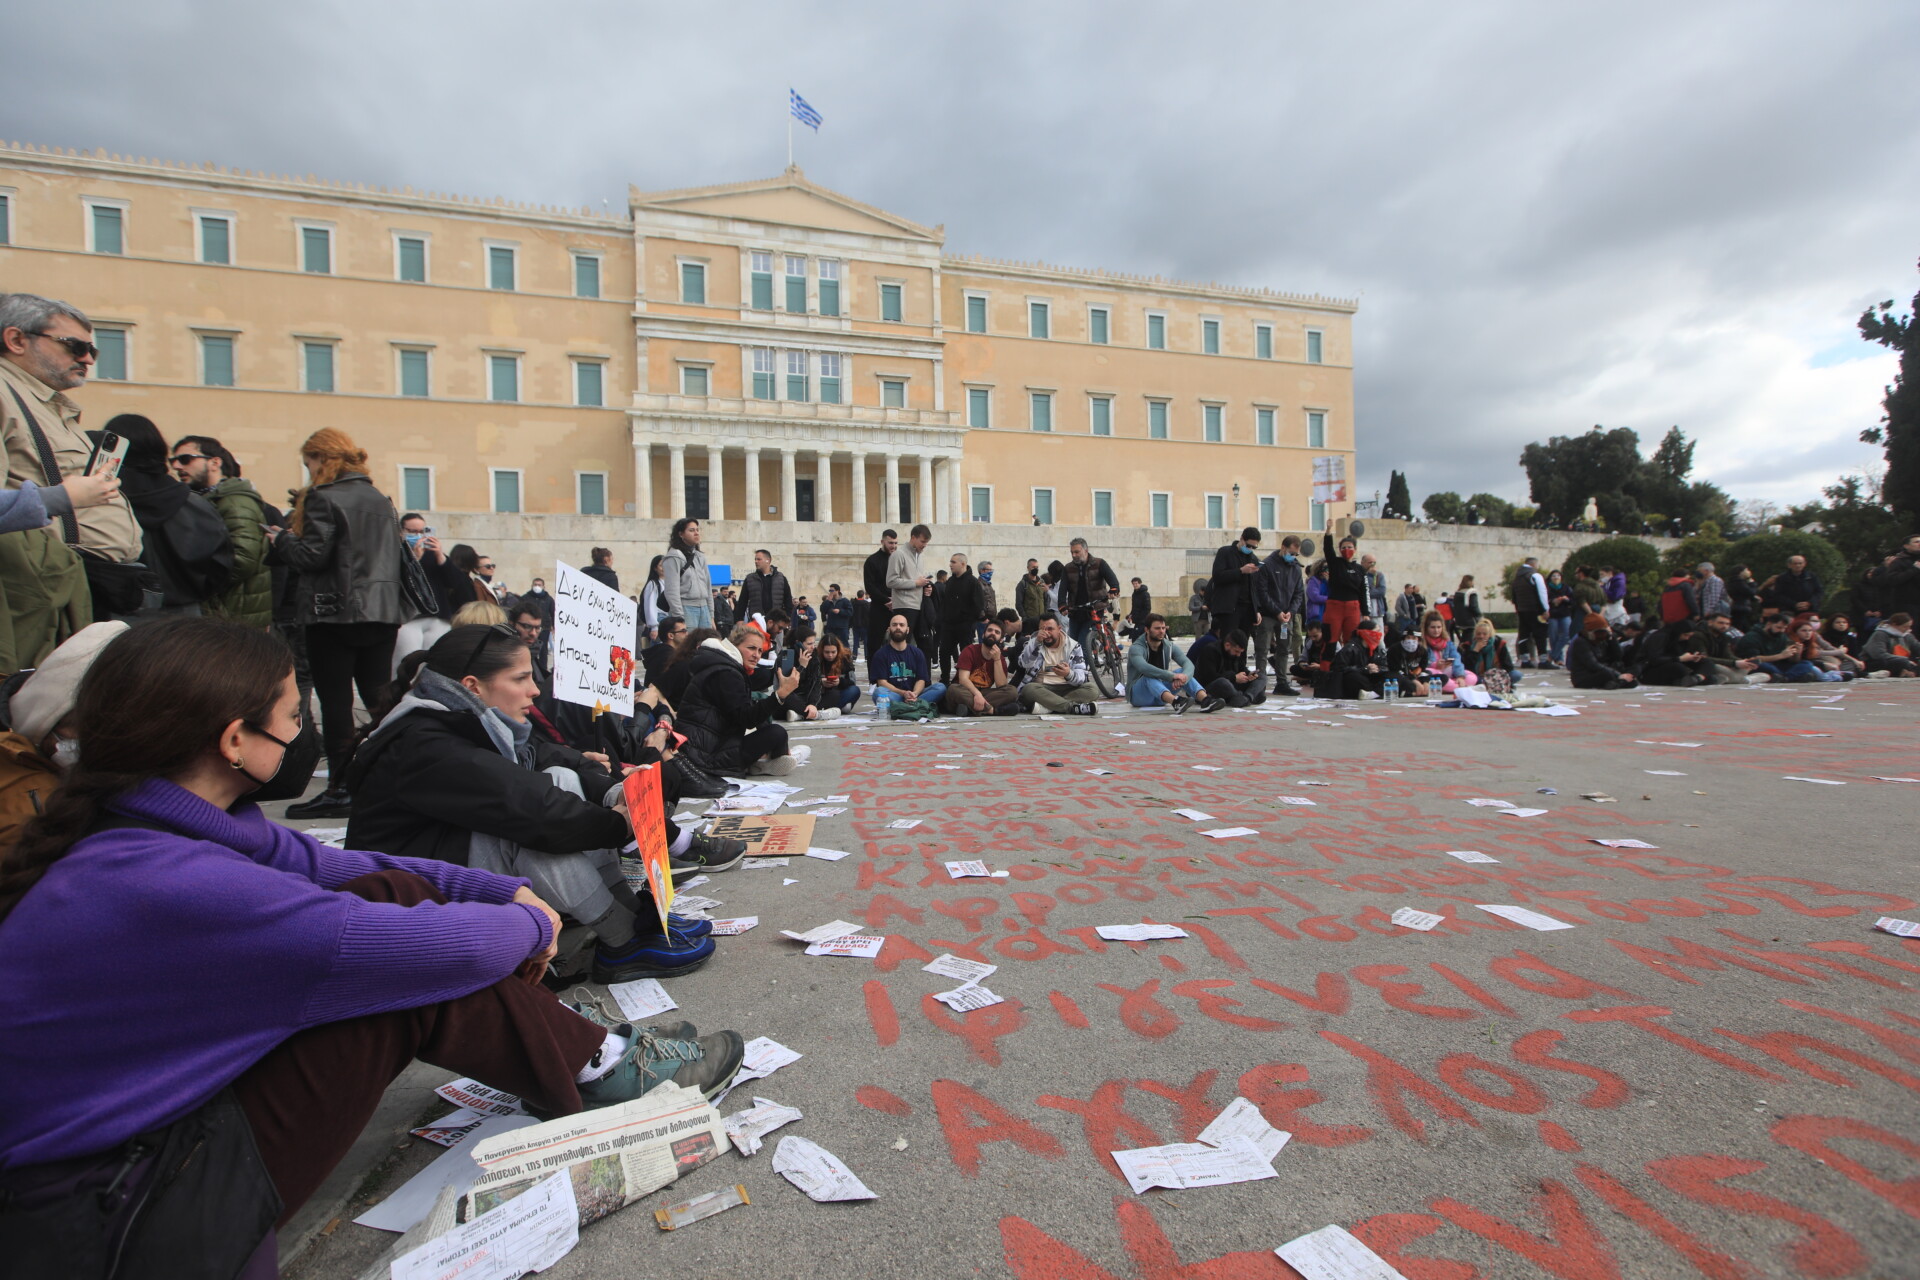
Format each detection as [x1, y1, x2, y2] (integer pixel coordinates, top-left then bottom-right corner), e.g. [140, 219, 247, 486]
[286, 788, 352, 819]
[1867, 669, 1891, 679]
[667, 756, 729, 798]
[576, 1028, 746, 1105]
[666, 913, 714, 939]
[1361, 690, 1380, 700]
[1172, 693, 1195, 715]
[1198, 697, 1226, 714]
[751, 754, 797, 776]
[591, 932, 716, 984]
[1745, 672, 1771, 684]
[818, 707, 843, 718]
[789, 744, 812, 765]
[682, 831, 747, 872]
[1067, 703, 1098, 716]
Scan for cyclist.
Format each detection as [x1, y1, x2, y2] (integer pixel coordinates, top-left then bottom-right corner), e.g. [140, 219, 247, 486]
[1058, 537, 1120, 650]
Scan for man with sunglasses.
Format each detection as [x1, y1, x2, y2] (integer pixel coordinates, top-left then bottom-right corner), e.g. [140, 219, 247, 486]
[168, 435, 274, 630]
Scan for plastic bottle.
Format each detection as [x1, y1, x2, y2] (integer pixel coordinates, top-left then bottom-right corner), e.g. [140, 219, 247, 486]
[1383, 676, 1398, 704]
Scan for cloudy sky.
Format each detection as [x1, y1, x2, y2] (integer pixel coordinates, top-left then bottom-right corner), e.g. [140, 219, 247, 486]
[12, 2, 1916, 510]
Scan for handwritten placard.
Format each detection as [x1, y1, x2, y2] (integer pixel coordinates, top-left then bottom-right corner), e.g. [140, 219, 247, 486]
[552, 562, 637, 716]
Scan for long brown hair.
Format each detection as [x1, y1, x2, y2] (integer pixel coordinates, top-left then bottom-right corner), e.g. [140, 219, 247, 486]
[290, 427, 370, 535]
[0, 619, 293, 922]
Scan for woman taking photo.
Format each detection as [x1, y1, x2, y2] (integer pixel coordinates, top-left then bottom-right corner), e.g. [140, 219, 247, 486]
[270, 430, 408, 821]
[0, 619, 743, 1276]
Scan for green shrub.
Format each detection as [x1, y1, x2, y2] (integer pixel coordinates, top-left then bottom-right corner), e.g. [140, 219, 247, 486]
[1724, 531, 1846, 598]
[1660, 531, 1734, 579]
[1558, 535, 1664, 602]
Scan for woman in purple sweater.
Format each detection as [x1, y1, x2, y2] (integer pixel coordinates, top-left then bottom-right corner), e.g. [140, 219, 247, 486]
[0, 618, 741, 1278]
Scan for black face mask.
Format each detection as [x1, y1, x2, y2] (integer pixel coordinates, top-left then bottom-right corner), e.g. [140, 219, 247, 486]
[241, 720, 323, 802]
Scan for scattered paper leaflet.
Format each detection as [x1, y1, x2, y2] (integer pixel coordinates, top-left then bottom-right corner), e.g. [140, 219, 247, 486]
[804, 846, 853, 860]
[1390, 907, 1444, 932]
[410, 1107, 491, 1148]
[933, 984, 1005, 1011]
[1202, 827, 1259, 840]
[717, 1037, 802, 1103]
[1874, 917, 1920, 938]
[1476, 904, 1575, 931]
[435, 1079, 524, 1118]
[947, 860, 1010, 878]
[773, 1136, 877, 1201]
[780, 920, 862, 943]
[1196, 1096, 1292, 1162]
[723, 1097, 803, 1156]
[1592, 838, 1658, 849]
[392, 1168, 578, 1280]
[1096, 924, 1189, 941]
[1443, 850, 1498, 864]
[1275, 1223, 1410, 1280]
[924, 954, 997, 985]
[607, 978, 677, 1023]
[1111, 1136, 1277, 1195]
[805, 934, 885, 958]
[709, 917, 758, 936]
[1170, 808, 1216, 821]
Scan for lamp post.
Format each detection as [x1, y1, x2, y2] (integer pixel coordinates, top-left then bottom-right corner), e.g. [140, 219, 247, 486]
[1231, 483, 1241, 529]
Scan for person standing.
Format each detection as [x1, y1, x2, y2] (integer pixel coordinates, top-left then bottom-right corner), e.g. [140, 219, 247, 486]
[1360, 553, 1390, 623]
[1764, 554, 1824, 616]
[1322, 536, 1368, 644]
[1015, 558, 1048, 634]
[1209, 529, 1263, 640]
[738, 548, 794, 624]
[887, 523, 932, 645]
[1546, 569, 1575, 667]
[976, 561, 999, 642]
[1449, 575, 1482, 639]
[660, 518, 712, 630]
[102, 415, 233, 621]
[637, 555, 669, 641]
[863, 529, 898, 658]
[581, 547, 618, 592]
[1694, 562, 1729, 620]
[1188, 580, 1210, 636]
[1511, 557, 1551, 667]
[936, 553, 985, 684]
[1058, 538, 1120, 649]
[712, 585, 735, 632]
[1261, 535, 1307, 693]
[1126, 577, 1152, 640]
[821, 584, 852, 648]
[169, 435, 272, 630]
[848, 590, 869, 659]
[270, 429, 409, 818]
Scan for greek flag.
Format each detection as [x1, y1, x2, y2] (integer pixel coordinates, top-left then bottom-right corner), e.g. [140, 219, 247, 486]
[789, 89, 822, 131]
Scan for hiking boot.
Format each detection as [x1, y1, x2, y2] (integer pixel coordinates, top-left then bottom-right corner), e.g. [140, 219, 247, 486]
[561, 990, 697, 1040]
[286, 788, 352, 819]
[683, 831, 747, 872]
[577, 1028, 746, 1105]
[591, 932, 715, 984]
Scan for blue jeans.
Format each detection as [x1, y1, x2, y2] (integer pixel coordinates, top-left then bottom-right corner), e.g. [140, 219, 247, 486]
[1758, 660, 1832, 682]
[1129, 677, 1185, 706]
[682, 603, 712, 631]
[833, 682, 862, 713]
[873, 683, 946, 711]
[1548, 616, 1574, 664]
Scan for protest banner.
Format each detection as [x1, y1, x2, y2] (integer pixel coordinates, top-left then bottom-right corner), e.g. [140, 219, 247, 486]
[1311, 455, 1348, 504]
[622, 765, 673, 933]
[705, 813, 816, 857]
[552, 562, 638, 717]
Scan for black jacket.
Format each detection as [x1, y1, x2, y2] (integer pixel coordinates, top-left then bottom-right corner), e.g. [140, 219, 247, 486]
[1059, 556, 1119, 614]
[1568, 634, 1629, 688]
[822, 595, 854, 632]
[1209, 543, 1259, 621]
[1763, 569, 1824, 614]
[862, 549, 891, 618]
[739, 568, 794, 621]
[1869, 552, 1920, 618]
[120, 467, 234, 606]
[1193, 639, 1250, 687]
[273, 473, 409, 627]
[1129, 584, 1153, 626]
[345, 704, 627, 867]
[581, 563, 619, 592]
[678, 640, 779, 769]
[1325, 555, 1368, 604]
[938, 570, 985, 635]
[1334, 636, 1401, 679]
[1253, 552, 1306, 618]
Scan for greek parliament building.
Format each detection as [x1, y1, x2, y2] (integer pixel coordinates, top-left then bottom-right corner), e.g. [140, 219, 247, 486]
[0, 141, 1356, 590]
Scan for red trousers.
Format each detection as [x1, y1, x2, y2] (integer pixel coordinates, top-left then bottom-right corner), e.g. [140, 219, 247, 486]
[231, 870, 604, 1225]
[1323, 598, 1363, 644]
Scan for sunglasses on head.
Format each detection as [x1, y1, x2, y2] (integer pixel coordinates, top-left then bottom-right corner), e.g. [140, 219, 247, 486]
[463, 622, 519, 676]
[28, 331, 99, 360]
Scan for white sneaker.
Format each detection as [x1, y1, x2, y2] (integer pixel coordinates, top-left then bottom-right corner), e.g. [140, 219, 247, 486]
[817, 707, 842, 719]
[1867, 669, 1891, 679]
[1745, 672, 1771, 684]
[789, 744, 812, 765]
[750, 754, 798, 776]
[785, 710, 802, 721]
[1361, 690, 1380, 700]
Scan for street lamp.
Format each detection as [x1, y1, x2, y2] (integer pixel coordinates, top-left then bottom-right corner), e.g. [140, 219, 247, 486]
[1231, 483, 1241, 527]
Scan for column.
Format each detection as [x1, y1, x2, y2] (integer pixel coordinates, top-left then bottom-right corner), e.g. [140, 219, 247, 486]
[744, 446, 762, 523]
[706, 444, 725, 522]
[950, 455, 967, 524]
[668, 444, 686, 519]
[780, 448, 797, 522]
[918, 456, 934, 527]
[816, 451, 834, 524]
[852, 453, 869, 524]
[632, 443, 652, 520]
[883, 454, 900, 526]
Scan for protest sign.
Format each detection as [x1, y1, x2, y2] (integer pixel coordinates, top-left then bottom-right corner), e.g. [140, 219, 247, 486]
[552, 562, 638, 717]
[622, 765, 673, 932]
[705, 813, 815, 857]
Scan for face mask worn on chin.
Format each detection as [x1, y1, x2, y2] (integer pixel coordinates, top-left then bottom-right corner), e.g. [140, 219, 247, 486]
[240, 720, 323, 802]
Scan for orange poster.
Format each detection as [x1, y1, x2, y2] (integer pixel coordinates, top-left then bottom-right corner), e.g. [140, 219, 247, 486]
[622, 765, 674, 933]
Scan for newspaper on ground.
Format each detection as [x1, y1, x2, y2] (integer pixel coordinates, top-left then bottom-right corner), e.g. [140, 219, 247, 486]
[1525, 704, 1581, 717]
[709, 917, 759, 936]
[671, 895, 724, 916]
[1096, 923, 1189, 941]
[786, 793, 850, 807]
[1196, 1096, 1292, 1162]
[1443, 850, 1498, 863]
[705, 794, 785, 815]
[354, 1114, 541, 1232]
[654, 1184, 749, 1231]
[1110, 1136, 1278, 1195]
[1581, 793, 1617, 803]
[410, 1107, 491, 1148]
[807, 807, 848, 817]
[1170, 808, 1216, 821]
[804, 846, 854, 860]
[1476, 904, 1576, 931]
[933, 984, 1005, 1012]
[772, 1136, 878, 1202]
[780, 920, 863, 943]
[946, 859, 1010, 878]
[723, 1097, 804, 1156]
[924, 954, 998, 985]
[741, 857, 791, 869]
[435, 1079, 524, 1118]
[1274, 1223, 1411, 1280]
[1870, 776, 1920, 783]
[1390, 907, 1445, 932]
[804, 934, 885, 958]
[391, 1168, 578, 1280]
[607, 978, 677, 1023]
[1874, 917, 1920, 938]
[1592, 838, 1658, 849]
[1201, 827, 1259, 840]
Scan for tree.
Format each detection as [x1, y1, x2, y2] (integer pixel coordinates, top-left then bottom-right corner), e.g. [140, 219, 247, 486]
[1423, 491, 1466, 523]
[1725, 530, 1846, 596]
[1520, 426, 1644, 527]
[1858, 265, 1919, 523]
[1383, 471, 1413, 521]
[1465, 493, 1519, 527]
[1557, 535, 1665, 604]
[1775, 473, 1904, 594]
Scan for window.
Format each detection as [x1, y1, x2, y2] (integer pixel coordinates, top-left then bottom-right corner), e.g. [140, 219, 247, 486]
[1088, 306, 1109, 345]
[680, 364, 710, 396]
[300, 225, 331, 274]
[680, 261, 707, 304]
[400, 466, 433, 511]
[197, 215, 231, 265]
[1308, 410, 1327, 448]
[1259, 496, 1277, 529]
[1028, 301, 1050, 339]
[965, 293, 987, 333]
[817, 259, 841, 316]
[200, 334, 235, 387]
[488, 354, 520, 403]
[397, 348, 430, 397]
[749, 251, 773, 310]
[89, 202, 125, 255]
[1311, 500, 1327, 531]
[1148, 400, 1168, 440]
[1030, 391, 1053, 432]
[751, 347, 775, 400]
[302, 342, 335, 393]
[574, 359, 604, 407]
[1032, 488, 1055, 526]
[82, 327, 125, 381]
[487, 244, 516, 291]
[1090, 396, 1112, 437]
[795, 478, 816, 522]
[969, 485, 992, 523]
[818, 353, 842, 404]
[491, 469, 522, 514]
[1203, 403, 1223, 443]
[1255, 324, 1273, 360]
[0, 193, 9, 245]
[784, 256, 807, 313]
[1256, 407, 1275, 446]
[880, 282, 903, 323]
[967, 387, 991, 429]
[1092, 490, 1114, 527]
[1306, 329, 1324, 364]
[1149, 492, 1171, 529]
[396, 235, 427, 282]
[577, 472, 607, 516]
[1205, 493, 1225, 530]
[573, 253, 601, 299]
[1202, 318, 1220, 354]
[880, 378, 906, 409]
[1146, 311, 1166, 350]
[684, 473, 710, 520]
[785, 350, 809, 402]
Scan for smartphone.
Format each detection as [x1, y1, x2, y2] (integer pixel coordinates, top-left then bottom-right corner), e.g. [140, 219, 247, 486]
[85, 431, 129, 479]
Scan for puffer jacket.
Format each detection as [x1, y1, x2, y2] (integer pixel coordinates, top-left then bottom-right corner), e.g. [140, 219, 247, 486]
[273, 473, 408, 627]
[677, 637, 780, 771]
[204, 477, 273, 628]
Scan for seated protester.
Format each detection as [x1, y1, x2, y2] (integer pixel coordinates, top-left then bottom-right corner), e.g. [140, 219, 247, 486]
[1331, 618, 1398, 699]
[1614, 618, 1649, 671]
[1458, 618, 1519, 689]
[1699, 613, 1769, 685]
[1290, 622, 1344, 698]
[1861, 611, 1915, 677]
[777, 627, 834, 721]
[1191, 627, 1268, 710]
[642, 616, 687, 688]
[944, 618, 1022, 717]
[1567, 613, 1640, 689]
[868, 613, 946, 712]
[1014, 615, 1100, 716]
[655, 626, 716, 708]
[678, 623, 806, 774]
[994, 607, 1026, 657]
[451, 599, 508, 627]
[1125, 614, 1198, 711]
[1735, 613, 1804, 681]
[1802, 614, 1864, 678]
[1786, 619, 1849, 682]
[0, 619, 745, 1269]
[759, 608, 792, 656]
[0, 622, 128, 855]
[1406, 610, 1477, 696]
[815, 631, 863, 714]
[1637, 621, 1719, 687]
[1820, 613, 1862, 658]
[346, 626, 744, 985]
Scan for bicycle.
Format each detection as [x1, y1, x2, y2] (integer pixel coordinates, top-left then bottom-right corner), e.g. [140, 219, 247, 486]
[1081, 602, 1125, 699]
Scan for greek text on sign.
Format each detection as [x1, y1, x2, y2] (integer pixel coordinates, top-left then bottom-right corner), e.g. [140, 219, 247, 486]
[552, 562, 638, 716]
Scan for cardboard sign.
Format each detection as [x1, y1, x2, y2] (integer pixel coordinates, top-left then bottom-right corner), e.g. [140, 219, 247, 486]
[622, 765, 674, 932]
[705, 814, 816, 858]
[552, 562, 638, 716]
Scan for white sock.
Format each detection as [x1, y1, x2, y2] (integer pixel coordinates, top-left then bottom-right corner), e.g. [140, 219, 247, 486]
[669, 827, 693, 856]
[576, 1030, 632, 1083]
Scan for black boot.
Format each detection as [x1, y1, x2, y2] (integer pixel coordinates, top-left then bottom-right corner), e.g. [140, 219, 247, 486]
[285, 788, 352, 819]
